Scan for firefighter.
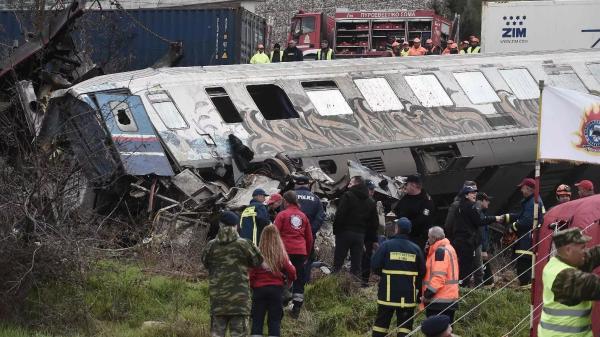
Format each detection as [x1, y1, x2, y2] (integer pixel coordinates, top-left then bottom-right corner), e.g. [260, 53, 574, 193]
[441, 40, 454, 55]
[502, 178, 545, 287]
[555, 184, 572, 204]
[408, 38, 427, 56]
[575, 180, 595, 198]
[420, 226, 460, 323]
[316, 40, 334, 60]
[400, 41, 410, 56]
[459, 40, 469, 54]
[250, 44, 270, 64]
[240, 188, 271, 245]
[538, 227, 600, 337]
[466, 37, 481, 54]
[371, 217, 425, 337]
[390, 41, 401, 56]
[424, 39, 440, 55]
[270, 43, 283, 63]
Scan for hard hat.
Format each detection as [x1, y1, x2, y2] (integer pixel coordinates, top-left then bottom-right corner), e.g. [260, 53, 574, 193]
[450, 43, 458, 48]
[413, 37, 421, 43]
[556, 184, 572, 196]
[402, 41, 409, 45]
[471, 37, 480, 43]
[392, 41, 400, 47]
[425, 39, 433, 44]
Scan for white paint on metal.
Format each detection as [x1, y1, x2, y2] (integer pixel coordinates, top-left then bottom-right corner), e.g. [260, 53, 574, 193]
[453, 72, 501, 105]
[354, 78, 404, 112]
[404, 74, 453, 107]
[306, 89, 353, 116]
[499, 68, 539, 100]
[150, 101, 188, 129]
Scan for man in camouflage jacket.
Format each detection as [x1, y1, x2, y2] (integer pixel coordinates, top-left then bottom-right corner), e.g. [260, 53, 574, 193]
[202, 211, 264, 337]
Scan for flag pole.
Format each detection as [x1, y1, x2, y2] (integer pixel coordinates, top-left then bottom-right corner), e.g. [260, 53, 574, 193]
[531, 80, 544, 335]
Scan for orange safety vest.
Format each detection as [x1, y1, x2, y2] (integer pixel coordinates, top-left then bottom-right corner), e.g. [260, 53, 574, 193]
[420, 238, 459, 310]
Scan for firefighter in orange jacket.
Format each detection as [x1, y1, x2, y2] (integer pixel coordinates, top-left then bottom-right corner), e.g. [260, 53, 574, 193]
[371, 217, 425, 337]
[420, 226, 459, 323]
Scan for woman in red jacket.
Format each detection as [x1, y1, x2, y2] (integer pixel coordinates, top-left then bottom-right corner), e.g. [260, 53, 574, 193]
[250, 224, 296, 337]
[274, 190, 313, 318]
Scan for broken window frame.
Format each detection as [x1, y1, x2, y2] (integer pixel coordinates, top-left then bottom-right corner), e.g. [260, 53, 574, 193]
[108, 100, 138, 132]
[246, 83, 300, 120]
[146, 90, 189, 130]
[452, 71, 501, 105]
[353, 77, 404, 112]
[301, 80, 354, 116]
[205, 87, 243, 123]
[404, 74, 454, 107]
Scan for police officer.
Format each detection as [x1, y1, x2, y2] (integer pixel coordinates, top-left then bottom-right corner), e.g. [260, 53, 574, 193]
[394, 174, 434, 251]
[316, 40, 334, 60]
[371, 217, 425, 337]
[538, 227, 600, 337]
[294, 175, 324, 283]
[502, 178, 545, 287]
[202, 211, 265, 337]
[239, 188, 270, 245]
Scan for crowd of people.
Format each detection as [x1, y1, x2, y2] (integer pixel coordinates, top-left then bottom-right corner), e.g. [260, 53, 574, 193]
[202, 174, 597, 337]
[249, 35, 482, 64]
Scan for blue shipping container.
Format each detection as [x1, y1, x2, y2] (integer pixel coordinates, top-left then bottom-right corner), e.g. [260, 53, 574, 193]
[0, 7, 267, 71]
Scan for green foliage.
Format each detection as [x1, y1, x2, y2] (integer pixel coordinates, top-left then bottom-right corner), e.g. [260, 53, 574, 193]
[8, 261, 531, 337]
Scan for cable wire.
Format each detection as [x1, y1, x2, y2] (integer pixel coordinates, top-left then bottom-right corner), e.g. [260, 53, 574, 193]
[503, 301, 544, 337]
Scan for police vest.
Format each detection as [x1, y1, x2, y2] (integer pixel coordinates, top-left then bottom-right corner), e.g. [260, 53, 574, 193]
[400, 49, 409, 57]
[538, 257, 592, 337]
[467, 46, 481, 54]
[317, 48, 333, 60]
[270, 51, 283, 62]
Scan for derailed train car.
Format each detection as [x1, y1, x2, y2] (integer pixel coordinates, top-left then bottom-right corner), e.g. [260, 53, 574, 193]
[43, 49, 600, 214]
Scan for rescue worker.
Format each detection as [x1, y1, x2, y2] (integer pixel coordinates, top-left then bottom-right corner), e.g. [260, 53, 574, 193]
[250, 44, 270, 64]
[459, 41, 469, 54]
[408, 38, 427, 56]
[273, 191, 313, 318]
[371, 217, 425, 337]
[555, 184, 572, 204]
[424, 39, 441, 55]
[400, 41, 410, 56]
[201, 211, 265, 337]
[442, 40, 454, 55]
[449, 43, 459, 54]
[393, 174, 434, 251]
[420, 226, 459, 323]
[575, 180, 595, 198]
[266, 193, 283, 222]
[316, 40, 334, 60]
[502, 178, 545, 287]
[466, 37, 481, 54]
[270, 43, 283, 63]
[240, 188, 270, 246]
[538, 227, 600, 337]
[282, 40, 303, 62]
[293, 175, 324, 283]
[362, 180, 380, 287]
[390, 41, 401, 56]
[421, 315, 454, 337]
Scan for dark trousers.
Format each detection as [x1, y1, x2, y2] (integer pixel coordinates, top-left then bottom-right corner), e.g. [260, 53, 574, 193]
[251, 285, 283, 336]
[455, 243, 475, 286]
[426, 303, 456, 323]
[304, 233, 317, 283]
[333, 231, 365, 277]
[288, 254, 306, 308]
[372, 305, 414, 337]
[515, 252, 532, 285]
[362, 241, 375, 285]
[483, 259, 494, 285]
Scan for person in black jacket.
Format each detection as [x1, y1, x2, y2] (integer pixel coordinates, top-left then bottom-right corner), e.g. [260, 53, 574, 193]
[453, 186, 500, 286]
[361, 180, 380, 287]
[394, 174, 434, 251]
[371, 217, 425, 337]
[282, 40, 304, 62]
[333, 176, 379, 277]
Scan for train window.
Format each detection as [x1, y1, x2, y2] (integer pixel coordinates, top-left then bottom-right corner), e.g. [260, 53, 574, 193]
[404, 74, 453, 107]
[587, 63, 600, 83]
[354, 78, 404, 112]
[205, 87, 243, 123]
[499, 69, 539, 100]
[301, 81, 353, 116]
[453, 72, 500, 104]
[146, 90, 188, 129]
[247, 84, 299, 120]
[543, 65, 587, 92]
[108, 101, 138, 132]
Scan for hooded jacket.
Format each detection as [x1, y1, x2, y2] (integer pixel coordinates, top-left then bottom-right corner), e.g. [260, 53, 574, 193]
[333, 183, 378, 235]
[201, 225, 263, 315]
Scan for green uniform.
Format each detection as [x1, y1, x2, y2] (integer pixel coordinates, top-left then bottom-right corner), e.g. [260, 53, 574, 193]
[201, 225, 263, 337]
[539, 228, 600, 337]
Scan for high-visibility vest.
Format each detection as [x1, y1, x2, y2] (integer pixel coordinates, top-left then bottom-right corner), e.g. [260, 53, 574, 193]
[250, 52, 270, 64]
[317, 48, 333, 60]
[538, 257, 593, 337]
[419, 238, 459, 310]
[270, 50, 283, 62]
[400, 49, 409, 57]
[466, 46, 481, 54]
[240, 206, 260, 245]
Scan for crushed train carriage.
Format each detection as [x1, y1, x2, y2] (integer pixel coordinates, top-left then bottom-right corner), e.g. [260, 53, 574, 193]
[43, 49, 600, 216]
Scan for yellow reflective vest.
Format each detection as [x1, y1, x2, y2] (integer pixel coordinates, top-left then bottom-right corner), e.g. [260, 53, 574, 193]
[317, 48, 333, 60]
[250, 52, 270, 64]
[466, 46, 481, 54]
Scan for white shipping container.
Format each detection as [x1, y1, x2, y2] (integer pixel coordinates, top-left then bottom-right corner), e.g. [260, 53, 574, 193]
[481, 0, 600, 53]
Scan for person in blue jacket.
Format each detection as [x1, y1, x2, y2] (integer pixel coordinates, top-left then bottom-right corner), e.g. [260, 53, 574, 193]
[502, 178, 545, 287]
[239, 188, 270, 245]
[294, 175, 325, 283]
[371, 217, 425, 337]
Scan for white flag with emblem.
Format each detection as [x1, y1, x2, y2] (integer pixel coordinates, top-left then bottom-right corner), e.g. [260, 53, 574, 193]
[539, 86, 600, 164]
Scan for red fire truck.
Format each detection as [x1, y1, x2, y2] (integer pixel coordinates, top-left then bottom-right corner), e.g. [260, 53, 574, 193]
[289, 9, 454, 59]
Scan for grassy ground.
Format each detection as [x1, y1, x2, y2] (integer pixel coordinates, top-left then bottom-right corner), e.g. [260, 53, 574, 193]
[4, 260, 530, 337]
